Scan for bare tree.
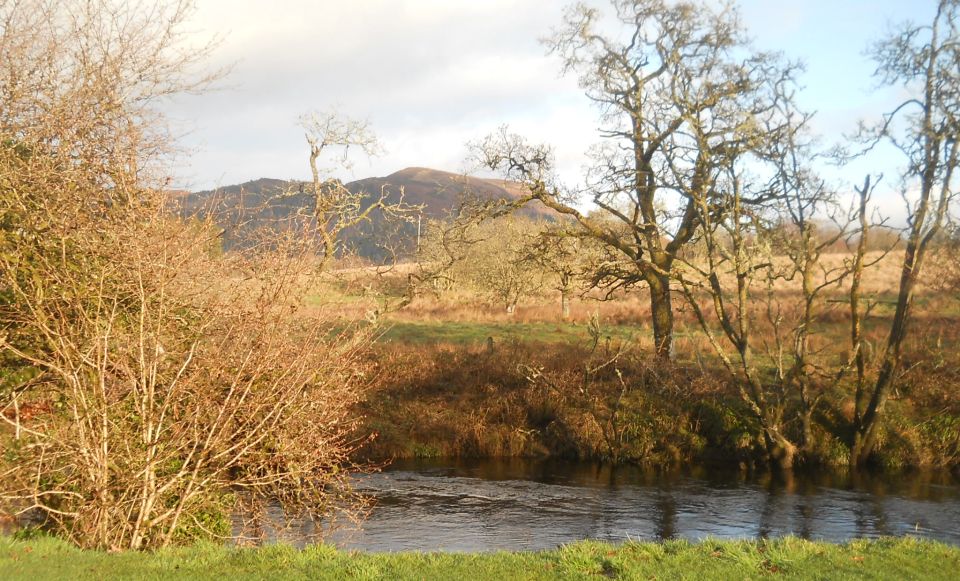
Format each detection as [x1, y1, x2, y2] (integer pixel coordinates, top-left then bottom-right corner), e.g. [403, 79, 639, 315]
[457, 217, 545, 314]
[479, 0, 799, 359]
[524, 227, 598, 320]
[294, 110, 417, 271]
[850, 0, 960, 465]
[401, 196, 535, 308]
[669, 89, 876, 468]
[763, 113, 893, 458]
[672, 149, 800, 467]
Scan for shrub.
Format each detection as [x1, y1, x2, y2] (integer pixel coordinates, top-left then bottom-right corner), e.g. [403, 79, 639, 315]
[0, 0, 371, 550]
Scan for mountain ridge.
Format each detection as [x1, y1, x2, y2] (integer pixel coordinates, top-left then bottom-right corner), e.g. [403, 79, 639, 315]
[178, 166, 554, 261]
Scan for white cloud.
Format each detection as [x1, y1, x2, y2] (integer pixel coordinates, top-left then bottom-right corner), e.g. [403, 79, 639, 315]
[164, 0, 592, 189]
[163, 0, 928, 228]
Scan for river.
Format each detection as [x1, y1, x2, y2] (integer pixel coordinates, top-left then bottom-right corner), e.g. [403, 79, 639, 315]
[255, 458, 960, 552]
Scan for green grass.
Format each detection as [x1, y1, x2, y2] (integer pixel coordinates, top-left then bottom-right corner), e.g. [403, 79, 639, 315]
[2, 536, 958, 580]
[380, 320, 639, 345]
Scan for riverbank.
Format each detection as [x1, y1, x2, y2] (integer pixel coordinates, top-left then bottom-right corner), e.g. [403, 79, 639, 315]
[356, 339, 960, 470]
[2, 536, 957, 580]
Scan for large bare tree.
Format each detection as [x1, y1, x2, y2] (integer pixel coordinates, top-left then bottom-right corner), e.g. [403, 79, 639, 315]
[479, 0, 799, 359]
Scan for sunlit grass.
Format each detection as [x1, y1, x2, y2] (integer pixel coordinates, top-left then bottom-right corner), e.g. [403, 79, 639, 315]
[379, 320, 638, 346]
[2, 535, 957, 580]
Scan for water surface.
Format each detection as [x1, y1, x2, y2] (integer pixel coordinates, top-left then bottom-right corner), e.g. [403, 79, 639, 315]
[303, 459, 960, 552]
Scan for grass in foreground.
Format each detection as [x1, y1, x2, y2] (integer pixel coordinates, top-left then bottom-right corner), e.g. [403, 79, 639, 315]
[2, 536, 958, 580]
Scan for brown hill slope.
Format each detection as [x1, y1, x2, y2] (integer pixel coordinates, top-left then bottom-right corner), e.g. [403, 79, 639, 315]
[346, 167, 552, 220]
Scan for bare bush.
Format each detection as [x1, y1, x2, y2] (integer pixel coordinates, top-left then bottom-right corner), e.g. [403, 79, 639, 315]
[0, 0, 371, 550]
[1, 186, 371, 549]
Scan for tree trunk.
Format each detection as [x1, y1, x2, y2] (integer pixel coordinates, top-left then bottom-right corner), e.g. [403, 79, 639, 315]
[648, 273, 674, 360]
[852, 240, 920, 466]
[766, 430, 797, 471]
[852, 348, 901, 465]
[560, 288, 571, 320]
[800, 407, 814, 454]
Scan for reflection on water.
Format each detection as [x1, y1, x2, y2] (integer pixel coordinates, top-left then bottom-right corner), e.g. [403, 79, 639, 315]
[283, 459, 960, 552]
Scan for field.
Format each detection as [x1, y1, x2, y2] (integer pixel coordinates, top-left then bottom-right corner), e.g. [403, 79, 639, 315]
[2, 535, 958, 580]
[320, 251, 956, 352]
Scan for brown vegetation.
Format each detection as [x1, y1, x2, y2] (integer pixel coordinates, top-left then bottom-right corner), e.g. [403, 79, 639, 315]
[353, 331, 959, 470]
[0, 0, 373, 550]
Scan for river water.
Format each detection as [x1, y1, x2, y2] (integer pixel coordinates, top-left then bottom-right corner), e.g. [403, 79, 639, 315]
[275, 459, 960, 552]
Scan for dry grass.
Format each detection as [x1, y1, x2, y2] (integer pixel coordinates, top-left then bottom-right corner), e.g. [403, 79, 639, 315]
[307, 249, 922, 321]
[299, 249, 955, 366]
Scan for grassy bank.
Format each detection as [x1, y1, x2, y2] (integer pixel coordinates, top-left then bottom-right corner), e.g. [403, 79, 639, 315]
[356, 338, 960, 469]
[2, 536, 957, 580]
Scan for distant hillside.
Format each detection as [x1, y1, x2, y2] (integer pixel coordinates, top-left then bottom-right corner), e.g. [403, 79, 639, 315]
[344, 167, 553, 220]
[178, 167, 554, 261]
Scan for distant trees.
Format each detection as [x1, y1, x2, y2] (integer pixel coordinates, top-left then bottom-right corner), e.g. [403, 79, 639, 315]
[404, 207, 598, 317]
[403, 197, 523, 305]
[524, 228, 599, 320]
[479, 0, 800, 360]
[457, 218, 544, 314]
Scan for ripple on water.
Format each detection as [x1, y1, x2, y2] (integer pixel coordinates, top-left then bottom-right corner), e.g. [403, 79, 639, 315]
[319, 459, 960, 552]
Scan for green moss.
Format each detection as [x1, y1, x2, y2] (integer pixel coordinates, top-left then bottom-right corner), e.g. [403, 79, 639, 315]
[695, 400, 764, 461]
[410, 443, 443, 458]
[171, 495, 234, 544]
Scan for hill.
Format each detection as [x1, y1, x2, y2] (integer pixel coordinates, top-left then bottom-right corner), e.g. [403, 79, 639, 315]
[178, 168, 554, 261]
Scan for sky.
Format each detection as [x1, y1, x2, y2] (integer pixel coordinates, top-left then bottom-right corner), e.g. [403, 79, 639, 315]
[164, 0, 932, 214]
